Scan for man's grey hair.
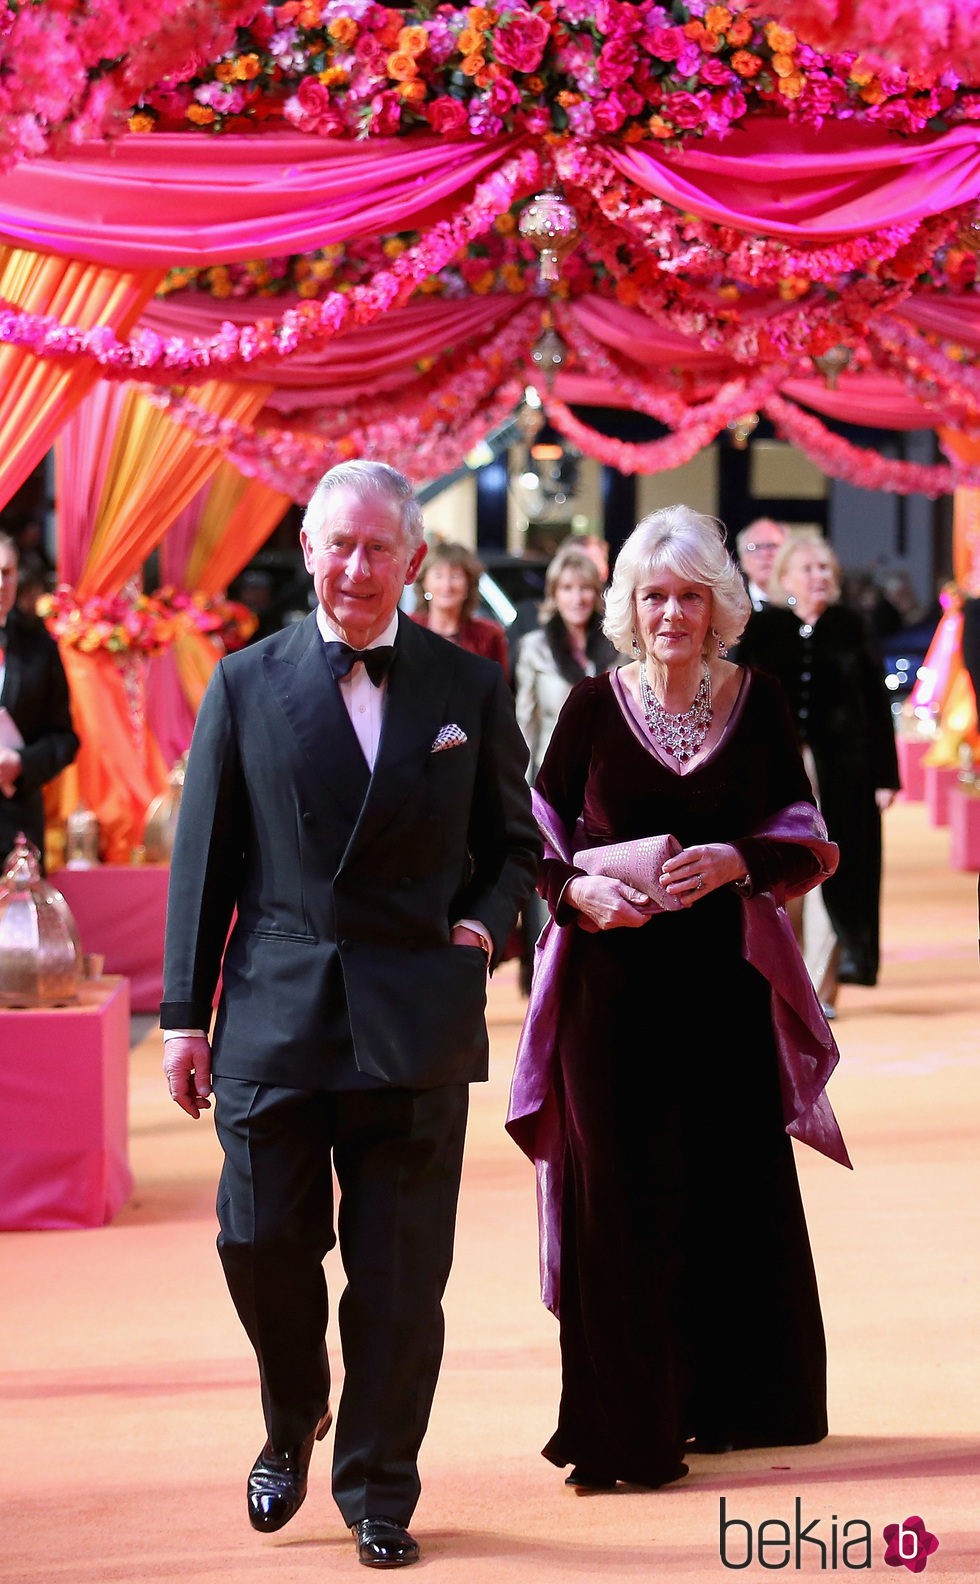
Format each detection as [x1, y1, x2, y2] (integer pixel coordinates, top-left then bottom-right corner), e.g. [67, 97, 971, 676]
[302, 461, 425, 550]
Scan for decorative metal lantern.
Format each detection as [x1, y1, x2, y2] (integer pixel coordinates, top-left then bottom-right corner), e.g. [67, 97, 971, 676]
[65, 801, 101, 868]
[0, 833, 81, 1007]
[142, 753, 187, 864]
[530, 325, 568, 388]
[813, 345, 852, 390]
[518, 188, 580, 285]
[727, 412, 760, 450]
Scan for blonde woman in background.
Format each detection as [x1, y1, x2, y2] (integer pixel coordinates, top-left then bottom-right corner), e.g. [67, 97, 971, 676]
[736, 531, 899, 1014]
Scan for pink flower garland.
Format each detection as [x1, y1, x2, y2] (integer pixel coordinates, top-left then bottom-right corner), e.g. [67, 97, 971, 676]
[872, 314, 980, 423]
[764, 0, 980, 83]
[762, 392, 980, 496]
[0, 148, 542, 380]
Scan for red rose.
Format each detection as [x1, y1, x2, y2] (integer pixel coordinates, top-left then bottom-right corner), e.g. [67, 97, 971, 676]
[646, 25, 685, 62]
[427, 95, 468, 133]
[370, 90, 402, 135]
[519, 106, 552, 134]
[593, 91, 628, 133]
[485, 77, 521, 117]
[597, 37, 636, 89]
[297, 77, 333, 114]
[492, 12, 550, 74]
[665, 90, 710, 130]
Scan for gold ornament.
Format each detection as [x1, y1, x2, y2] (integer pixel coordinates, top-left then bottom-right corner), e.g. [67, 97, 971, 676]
[727, 412, 760, 450]
[813, 345, 853, 389]
[142, 754, 187, 864]
[518, 188, 580, 285]
[0, 834, 81, 1007]
[64, 802, 101, 868]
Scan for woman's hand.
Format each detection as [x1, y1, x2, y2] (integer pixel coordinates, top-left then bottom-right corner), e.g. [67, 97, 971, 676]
[660, 842, 747, 907]
[876, 788, 897, 812]
[565, 874, 656, 931]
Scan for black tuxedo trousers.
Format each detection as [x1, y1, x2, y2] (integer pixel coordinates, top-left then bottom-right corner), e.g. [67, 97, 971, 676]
[214, 1075, 468, 1527]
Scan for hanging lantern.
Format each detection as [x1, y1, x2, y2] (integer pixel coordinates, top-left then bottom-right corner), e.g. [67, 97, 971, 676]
[530, 325, 568, 389]
[142, 753, 187, 864]
[727, 412, 760, 450]
[516, 397, 546, 446]
[0, 834, 81, 1007]
[813, 345, 853, 390]
[518, 188, 580, 285]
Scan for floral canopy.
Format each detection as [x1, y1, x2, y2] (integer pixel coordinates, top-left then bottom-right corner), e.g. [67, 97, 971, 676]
[3, 0, 980, 505]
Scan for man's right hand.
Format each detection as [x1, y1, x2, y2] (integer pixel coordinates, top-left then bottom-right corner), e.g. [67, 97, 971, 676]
[163, 1035, 213, 1118]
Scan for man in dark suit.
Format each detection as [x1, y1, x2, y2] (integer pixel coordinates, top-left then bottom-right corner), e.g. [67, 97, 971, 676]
[161, 463, 537, 1568]
[0, 531, 79, 867]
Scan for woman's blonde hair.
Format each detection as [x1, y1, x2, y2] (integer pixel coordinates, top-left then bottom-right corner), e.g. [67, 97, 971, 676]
[540, 542, 604, 623]
[603, 505, 751, 655]
[767, 530, 841, 607]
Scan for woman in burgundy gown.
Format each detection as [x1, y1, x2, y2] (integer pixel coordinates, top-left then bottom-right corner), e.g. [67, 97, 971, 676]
[512, 507, 847, 1492]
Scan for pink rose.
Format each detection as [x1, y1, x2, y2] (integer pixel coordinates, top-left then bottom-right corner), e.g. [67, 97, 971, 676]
[597, 38, 637, 89]
[593, 91, 628, 133]
[427, 95, 468, 133]
[370, 91, 402, 136]
[700, 57, 734, 87]
[492, 12, 551, 74]
[646, 25, 684, 61]
[619, 84, 645, 116]
[665, 90, 710, 130]
[485, 77, 521, 117]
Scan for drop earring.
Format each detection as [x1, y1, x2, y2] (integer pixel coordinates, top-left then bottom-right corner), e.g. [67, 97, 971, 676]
[631, 626, 641, 658]
[712, 627, 727, 657]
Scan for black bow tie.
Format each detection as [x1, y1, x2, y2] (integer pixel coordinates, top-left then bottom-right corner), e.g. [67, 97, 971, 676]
[323, 640, 395, 687]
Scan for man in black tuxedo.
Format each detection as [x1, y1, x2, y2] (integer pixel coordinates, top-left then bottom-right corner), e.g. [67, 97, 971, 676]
[0, 532, 79, 867]
[161, 463, 537, 1568]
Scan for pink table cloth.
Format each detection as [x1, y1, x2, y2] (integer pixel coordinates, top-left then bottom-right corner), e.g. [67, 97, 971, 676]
[51, 865, 169, 1013]
[0, 976, 132, 1230]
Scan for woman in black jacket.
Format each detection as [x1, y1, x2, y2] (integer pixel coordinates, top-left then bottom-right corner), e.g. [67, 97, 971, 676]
[736, 532, 900, 1010]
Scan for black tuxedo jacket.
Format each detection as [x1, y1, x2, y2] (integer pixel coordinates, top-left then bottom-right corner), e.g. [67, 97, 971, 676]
[0, 608, 79, 860]
[161, 612, 538, 1090]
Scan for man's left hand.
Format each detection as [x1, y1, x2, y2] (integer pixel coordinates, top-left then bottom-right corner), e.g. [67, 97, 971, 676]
[0, 747, 21, 797]
[450, 923, 490, 956]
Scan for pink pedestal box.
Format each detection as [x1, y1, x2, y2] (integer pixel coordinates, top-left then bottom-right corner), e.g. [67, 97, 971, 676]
[0, 977, 132, 1230]
[896, 735, 929, 802]
[949, 787, 980, 871]
[51, 865, 169, 1013]
[924, 764, 960, 828]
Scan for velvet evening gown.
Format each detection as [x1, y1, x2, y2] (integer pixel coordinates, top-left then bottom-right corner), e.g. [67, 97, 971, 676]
[535, 667, 829, 1484]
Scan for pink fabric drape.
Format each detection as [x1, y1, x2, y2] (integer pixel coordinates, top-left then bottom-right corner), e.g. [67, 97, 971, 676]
[0, 132, 525, 266]
[53, 379, 131, 586]
[611, 121, 980, 237]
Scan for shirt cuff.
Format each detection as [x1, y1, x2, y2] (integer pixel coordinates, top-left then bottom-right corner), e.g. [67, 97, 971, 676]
[454, 918, 493, 957]
[162, 1028, 208, 1041]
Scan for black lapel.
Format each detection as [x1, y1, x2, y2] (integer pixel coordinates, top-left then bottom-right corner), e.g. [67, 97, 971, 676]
[339, 614, 455, 870]
[0, 622, 24, 715]
[263, 614, 370, 826]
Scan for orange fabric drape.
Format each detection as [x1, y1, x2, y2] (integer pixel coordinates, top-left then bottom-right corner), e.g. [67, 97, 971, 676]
[924, 431, 980, 764]
[187, 462, 290, 595]
[78, 380, 273, 597]
[52, 380, 272, 857]
[0, 245, 161, 508]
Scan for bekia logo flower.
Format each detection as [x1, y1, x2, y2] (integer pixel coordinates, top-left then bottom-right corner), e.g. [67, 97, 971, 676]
[883, 1516, 940, 1573]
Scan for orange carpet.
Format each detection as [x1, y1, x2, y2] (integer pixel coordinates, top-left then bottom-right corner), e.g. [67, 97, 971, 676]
[2, 797, 978, 1582]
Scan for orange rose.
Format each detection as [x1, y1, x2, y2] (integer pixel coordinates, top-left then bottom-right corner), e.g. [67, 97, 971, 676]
[318, 66, 347, 86]
[731, 50, 763, 78]
[474, 65, 498, 88]
[186, 104, 215, 124]
[706, 6, 732, 31]
[684, 21, 708, 44]
[128, 112, 155, 132]
[501, 263, 525, 291]
[770, 53, 796, 77]
[471, 269, 496, 295]
[647, 113, 675, 139]
[777, 70, 805, 99]
[418, 276, 443, 295]
[615, 277, 641, 306]
[764, 23, 797, 53]
[461, 53, 486, 76]
[297, 1, 323, 25]
[328, 16, 358, 46]
[849, 62, 874, 85]
[238, 55, 261, 80]
[718, 283, 740, 302]
[526, 74, 545, 93]
[398, 25, 429, 57]
[468, 7, 496, 28]
[398, 79, 427, 102]
[622, 123, 646, 144]
[494, 211, 518, 235]
[297, 278, 320, 298]
[386, 51, 417, 81]
[458, 26, 484, 55]
[726, 18, 753, 46]
[859, 80, 886, 104]
[557, 89, 582, 107]
[215, 61, 237, 83]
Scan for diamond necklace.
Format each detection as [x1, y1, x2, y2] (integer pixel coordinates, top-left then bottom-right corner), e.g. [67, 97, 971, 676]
[639, 661, 712, 762]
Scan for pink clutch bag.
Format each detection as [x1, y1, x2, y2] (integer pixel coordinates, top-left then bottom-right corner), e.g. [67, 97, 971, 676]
[572, 834, 684, 912]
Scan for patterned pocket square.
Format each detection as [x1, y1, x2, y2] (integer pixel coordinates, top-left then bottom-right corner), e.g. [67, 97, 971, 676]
[430, 724, 468, 753]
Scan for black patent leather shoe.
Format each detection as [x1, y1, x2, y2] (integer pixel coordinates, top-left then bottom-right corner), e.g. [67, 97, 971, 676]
[564, 1466, 617, 1491]
[352, 1517, 420, 1568]
[247, 1405, 332, 1532]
